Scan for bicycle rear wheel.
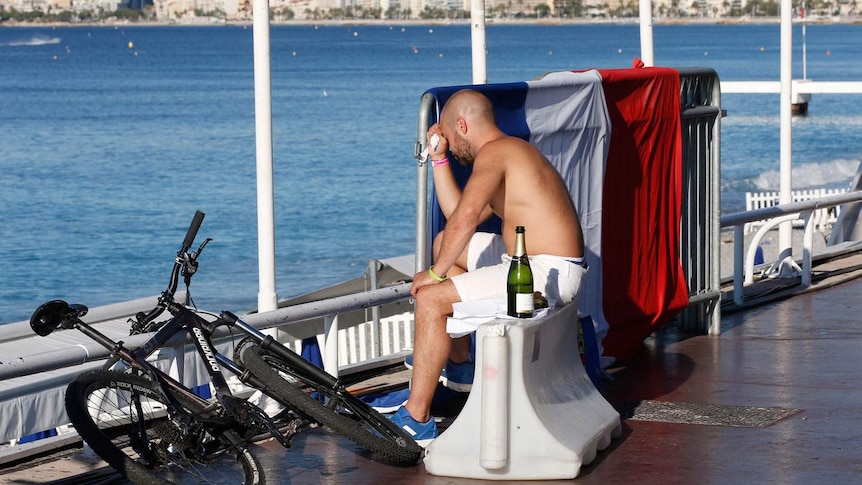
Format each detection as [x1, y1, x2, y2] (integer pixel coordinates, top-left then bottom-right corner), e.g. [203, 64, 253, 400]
[242, 345, 423, 466]
[65, 369, 264, 485]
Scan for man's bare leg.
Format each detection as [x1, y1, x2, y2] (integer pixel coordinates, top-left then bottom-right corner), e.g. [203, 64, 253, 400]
[430, 230, 472, 366]
[404, 281, 460, 422]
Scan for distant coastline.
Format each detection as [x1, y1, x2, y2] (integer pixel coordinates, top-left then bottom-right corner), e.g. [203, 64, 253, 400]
[3, 15, 862, 28]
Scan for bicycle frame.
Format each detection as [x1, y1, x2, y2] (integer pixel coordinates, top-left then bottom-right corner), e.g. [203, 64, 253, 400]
[71, 308, 241, 410]
[220, 311, 342, 392]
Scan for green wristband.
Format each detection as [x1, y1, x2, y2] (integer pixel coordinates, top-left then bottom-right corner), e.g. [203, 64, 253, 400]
[428, 265, 447, 282]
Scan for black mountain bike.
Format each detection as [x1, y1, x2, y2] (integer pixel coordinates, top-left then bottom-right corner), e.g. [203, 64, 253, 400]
[30, 211, 421, 484]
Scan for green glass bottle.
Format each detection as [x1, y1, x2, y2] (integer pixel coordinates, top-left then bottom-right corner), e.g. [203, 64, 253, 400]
[507, 226, 534, 318]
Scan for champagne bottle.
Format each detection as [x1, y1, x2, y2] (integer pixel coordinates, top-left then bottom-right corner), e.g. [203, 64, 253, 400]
[507, 226, 534, 318]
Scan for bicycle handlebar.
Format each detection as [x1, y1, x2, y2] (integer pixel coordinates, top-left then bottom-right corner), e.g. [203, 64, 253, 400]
[132, 210, 208, 333]
[182, 210, 206, 254]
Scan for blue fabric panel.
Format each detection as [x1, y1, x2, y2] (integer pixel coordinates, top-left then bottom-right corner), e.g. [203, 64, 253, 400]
[423, 83, 530, 239]
[579, 314, 601, 389]
[18, 428, 57, 444]
[193, 383, 212, 399]
[301, 337, 324, 369]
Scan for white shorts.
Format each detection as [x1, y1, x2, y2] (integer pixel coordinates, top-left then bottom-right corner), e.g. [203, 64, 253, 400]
[450, 232, 587, 306]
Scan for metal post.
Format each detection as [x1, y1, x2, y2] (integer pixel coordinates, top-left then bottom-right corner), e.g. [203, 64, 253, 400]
[639, 0, 654, 66]
[777, 0, 795, 276]
[802, 4, 808, 80]
[470, 0, 487, 84]
[733, 225, 744, 305]
[253, 0, 278, 312]
[324, 315, 339, 377]
[368, 260, 381, 358]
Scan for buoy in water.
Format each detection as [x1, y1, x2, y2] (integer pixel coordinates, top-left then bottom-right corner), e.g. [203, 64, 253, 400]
[128, 41, 134, 49]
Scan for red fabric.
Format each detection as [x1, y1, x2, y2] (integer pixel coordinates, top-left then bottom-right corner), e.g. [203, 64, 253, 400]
[598, 66, 690, 361]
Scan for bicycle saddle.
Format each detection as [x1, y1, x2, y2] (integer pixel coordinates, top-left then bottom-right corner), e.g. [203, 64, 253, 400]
[31, 300, 87, 336]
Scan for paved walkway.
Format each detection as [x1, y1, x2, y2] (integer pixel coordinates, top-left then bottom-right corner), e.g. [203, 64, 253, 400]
[2, 268, 861, 484]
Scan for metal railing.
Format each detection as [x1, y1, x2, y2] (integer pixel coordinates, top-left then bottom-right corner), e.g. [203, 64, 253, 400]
[0, 283, 415, 447]
[720, 190, 862, 305]
[677, 68, 723, 335]
[0, 283, 413, 383]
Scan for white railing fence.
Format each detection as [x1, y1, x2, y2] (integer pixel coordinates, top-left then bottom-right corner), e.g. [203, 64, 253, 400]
[722, 189, 862, 305]
[745, 188, 847, 234]
[278, 311, 415, 369]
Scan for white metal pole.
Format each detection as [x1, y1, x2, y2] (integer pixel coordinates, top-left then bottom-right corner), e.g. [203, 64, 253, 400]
[777, 0, 794, 275]
[470, 0, 487, 84]
[253, 0, 279, 311]
[802, 5, 808, 80]
[639, 0, 654, 67]
[324, 315, 339, 377]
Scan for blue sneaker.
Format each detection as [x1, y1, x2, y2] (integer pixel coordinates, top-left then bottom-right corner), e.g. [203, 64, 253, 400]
[360, 388, 409, 414]
[404, 354, 473, 393]
[389, 406, 437, 447]
[441, 360, 474, 393]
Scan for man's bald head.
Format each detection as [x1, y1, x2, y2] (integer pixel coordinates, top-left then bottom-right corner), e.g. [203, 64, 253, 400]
[440, 89, 496, 128]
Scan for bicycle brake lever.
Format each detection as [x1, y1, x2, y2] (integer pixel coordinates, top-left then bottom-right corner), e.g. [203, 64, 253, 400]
[182, 238, 212, 281]
[194, 238, 213, 257]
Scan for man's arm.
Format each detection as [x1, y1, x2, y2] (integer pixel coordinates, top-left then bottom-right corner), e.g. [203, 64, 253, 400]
[429, 157, 504, 278]
[427, 126, 495, 222]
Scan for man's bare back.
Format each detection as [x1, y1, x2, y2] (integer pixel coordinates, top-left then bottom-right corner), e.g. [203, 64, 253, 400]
[473, 135, 584, 258]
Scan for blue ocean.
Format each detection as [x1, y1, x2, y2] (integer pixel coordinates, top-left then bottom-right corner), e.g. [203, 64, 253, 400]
[2, 22, 862, 324]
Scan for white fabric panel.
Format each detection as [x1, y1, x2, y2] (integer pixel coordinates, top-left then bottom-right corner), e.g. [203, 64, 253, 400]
[524, 70, 611, 354]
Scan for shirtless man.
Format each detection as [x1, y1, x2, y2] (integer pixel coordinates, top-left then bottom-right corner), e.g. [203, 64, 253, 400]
[391, 89, 587, 445]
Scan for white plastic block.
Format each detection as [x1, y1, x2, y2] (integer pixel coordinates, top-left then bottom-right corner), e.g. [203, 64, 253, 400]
[424, 302, 621, 480]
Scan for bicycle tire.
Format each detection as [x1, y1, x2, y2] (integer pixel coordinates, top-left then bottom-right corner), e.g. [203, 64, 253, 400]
[65, 369, 265, 485]
[242, 345, 423, 466]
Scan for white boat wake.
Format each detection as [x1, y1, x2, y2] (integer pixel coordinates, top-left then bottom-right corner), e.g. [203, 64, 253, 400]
[0, 36, 61, 47]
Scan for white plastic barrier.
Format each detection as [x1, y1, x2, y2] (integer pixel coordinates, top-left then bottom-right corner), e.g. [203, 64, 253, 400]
[424, 302, 621, 480]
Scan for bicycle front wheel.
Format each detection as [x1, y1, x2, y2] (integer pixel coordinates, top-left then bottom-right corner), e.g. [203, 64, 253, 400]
[65, 369, 264, 485]
[242, 345, 423, 466]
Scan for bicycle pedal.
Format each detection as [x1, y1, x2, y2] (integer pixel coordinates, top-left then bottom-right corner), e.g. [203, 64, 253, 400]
[280, 419, 302, 445]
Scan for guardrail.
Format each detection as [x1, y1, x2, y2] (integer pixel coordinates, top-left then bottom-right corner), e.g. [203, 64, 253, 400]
[720, 190, 862, 305]
[0, 283, 413, 382]
[744, 188, 846, 234]
[0, 282, 415, 447]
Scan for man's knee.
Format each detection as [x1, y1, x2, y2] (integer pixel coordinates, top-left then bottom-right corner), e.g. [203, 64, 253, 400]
[415, 281, 459, 319]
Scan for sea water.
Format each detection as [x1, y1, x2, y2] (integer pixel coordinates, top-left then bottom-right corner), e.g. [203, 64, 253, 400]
[2, 22, 862, 324]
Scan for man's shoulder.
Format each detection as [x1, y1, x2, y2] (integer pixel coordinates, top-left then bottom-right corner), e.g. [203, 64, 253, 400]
[480, 136, 534, 161]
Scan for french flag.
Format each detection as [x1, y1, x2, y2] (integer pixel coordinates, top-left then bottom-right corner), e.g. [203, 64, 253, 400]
[425, 66, 689, 362]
